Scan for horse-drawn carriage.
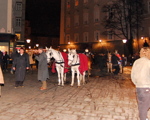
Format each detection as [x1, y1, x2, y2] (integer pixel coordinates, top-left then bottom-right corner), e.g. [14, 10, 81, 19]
[46, 47, 90, 87]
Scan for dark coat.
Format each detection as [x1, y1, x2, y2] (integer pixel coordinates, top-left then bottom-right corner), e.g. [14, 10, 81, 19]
[111, 54, 120, 66]
[35, 52, 49, 81]
[13, 53, 30, 81]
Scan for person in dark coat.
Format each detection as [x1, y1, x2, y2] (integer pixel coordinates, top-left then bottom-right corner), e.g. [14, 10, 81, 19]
[111, 53, 120, 75]
[2, 51, 10, 71]
[13, 48, 30, 88]
[35, 47, 49, 90]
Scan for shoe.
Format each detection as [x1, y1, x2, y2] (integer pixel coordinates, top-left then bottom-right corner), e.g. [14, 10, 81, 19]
[40, 87, 47, 90]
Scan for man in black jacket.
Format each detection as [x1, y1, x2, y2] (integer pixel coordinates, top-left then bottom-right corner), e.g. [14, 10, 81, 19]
[13, 48, 30, 88]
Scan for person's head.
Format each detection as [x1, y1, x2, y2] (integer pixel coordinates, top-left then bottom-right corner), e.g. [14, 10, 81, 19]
[19, 47, 25, 54]
[38, 47, 43, 54]
[140, 47, 150, 59]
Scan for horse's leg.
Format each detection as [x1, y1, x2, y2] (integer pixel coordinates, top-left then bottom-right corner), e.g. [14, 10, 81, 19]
[107, 63, 109, 73]
[61, 68, 64, 86]
[110, 63, 113, 73]
[71, 68, 75, 86]
[77, 69, 80, 87]
[56, 67, 61, 86]
[82, 71, 86, 85]
[64, 73, 66, 83]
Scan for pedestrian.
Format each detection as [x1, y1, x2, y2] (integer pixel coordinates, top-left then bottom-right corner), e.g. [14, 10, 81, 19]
[12, 47, 30, 88]
[131, 47, 150, 120]
[2, 51, 10, 71]
[35, 47, 49, 90]
[10, 49, 19, 74]
[111, 52, 120, 75]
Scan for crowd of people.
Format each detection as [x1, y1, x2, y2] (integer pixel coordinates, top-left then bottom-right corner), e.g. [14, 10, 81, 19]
[0, 48, 140, 89]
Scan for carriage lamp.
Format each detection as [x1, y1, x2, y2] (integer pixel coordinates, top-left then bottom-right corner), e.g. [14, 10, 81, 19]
[26, 39, 31, 43]
[63, 49, 67, 52]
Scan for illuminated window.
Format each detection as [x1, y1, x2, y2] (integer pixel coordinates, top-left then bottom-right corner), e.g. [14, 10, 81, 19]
[83, 32, 89, 42]
[94, 31, 100, 41]
[74, 33, 79, 42]
[83, 12, 89, 25]
[16, 33, 21, 40]
[74, 15, 79, 26]
[15, 2, 22, 11]
[16, 18, 21, 27]
[94, 6, 100, 22]
[75, 0, 79, 6]
[66, 17, 70, 28]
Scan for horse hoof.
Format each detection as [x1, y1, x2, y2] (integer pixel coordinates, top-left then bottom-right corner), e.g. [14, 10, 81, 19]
[77, 86, 81, 88]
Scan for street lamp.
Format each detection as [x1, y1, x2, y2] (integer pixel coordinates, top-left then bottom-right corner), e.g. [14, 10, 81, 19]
[26, 39, 31, 43]
[122, 39, 127, 44]
[36, 44, 39, 47]
[99, 39, 102, 43]
[122, 39, 127, 55]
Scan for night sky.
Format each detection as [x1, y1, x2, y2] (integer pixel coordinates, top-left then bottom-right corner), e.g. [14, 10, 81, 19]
[25, 0, 61, 36]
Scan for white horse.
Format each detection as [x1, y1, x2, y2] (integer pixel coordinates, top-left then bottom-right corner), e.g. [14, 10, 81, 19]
[46, 47, 67, 86]
[68, 49, 88, 87]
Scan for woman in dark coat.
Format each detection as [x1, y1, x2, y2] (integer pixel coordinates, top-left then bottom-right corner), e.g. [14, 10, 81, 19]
[35, 47, 49, 90]
[13, 48, 30, 88]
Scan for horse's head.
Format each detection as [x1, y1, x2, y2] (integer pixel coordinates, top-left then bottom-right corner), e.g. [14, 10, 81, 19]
[46, 47, 53, 63]
[68, 49, 77, 66]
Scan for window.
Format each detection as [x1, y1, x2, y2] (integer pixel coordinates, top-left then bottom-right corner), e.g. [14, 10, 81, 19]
[84, 0, 88, 4]
[74, 15, 79, 26]
[108, 8, 114, 19]
[67, 1, 70, 9]
[94, 6, 100, 22]
[75, 0, 79, 6]
[74, 33, 79, 42]
[83, 12, 89, 25]
[15, 2, 22, 11]
[94, 31, 100, 41]
[83, 32, 89, 42]
[16, 18, 21, 27]
[66, 17, 70, 28]
[66, 34, 70, 43]
[107, 31, 113, 40]
[148, 1, 150, 13]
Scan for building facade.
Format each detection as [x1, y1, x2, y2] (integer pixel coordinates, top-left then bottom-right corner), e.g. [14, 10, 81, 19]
[60, 0, 150, 54]
[0, 0, 26, 53]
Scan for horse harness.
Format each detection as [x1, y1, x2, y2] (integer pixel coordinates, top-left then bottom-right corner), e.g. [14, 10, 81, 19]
[68, 54, 80, 66]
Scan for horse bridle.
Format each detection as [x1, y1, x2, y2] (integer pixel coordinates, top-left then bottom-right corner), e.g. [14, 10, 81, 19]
[68, 54, 80, 66]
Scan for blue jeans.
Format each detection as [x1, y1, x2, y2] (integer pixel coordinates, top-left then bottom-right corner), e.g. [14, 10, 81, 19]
[136, 88, 150, 120]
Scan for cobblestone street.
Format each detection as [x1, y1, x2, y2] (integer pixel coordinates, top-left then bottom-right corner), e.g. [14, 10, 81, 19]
[0, 67, 147, 120]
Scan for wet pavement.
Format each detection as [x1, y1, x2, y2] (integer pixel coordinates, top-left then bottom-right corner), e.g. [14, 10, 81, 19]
[0, 66, 146, 120]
